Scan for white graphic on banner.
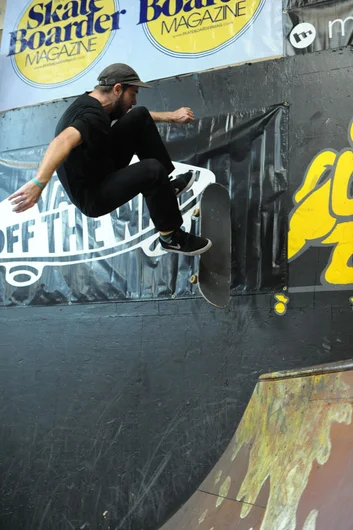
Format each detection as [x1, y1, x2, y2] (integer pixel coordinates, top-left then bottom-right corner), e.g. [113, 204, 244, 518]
[329, 16, 353, 39]
[289, 22, 316, 49]
[0, 158, 215, 287]
[0, 0, 283, 112]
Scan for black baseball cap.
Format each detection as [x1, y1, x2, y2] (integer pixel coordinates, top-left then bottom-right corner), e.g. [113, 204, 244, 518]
[97, 63, 152, 88]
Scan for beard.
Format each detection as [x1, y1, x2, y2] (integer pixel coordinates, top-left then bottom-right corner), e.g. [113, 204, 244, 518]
[110, 95, 128, 120]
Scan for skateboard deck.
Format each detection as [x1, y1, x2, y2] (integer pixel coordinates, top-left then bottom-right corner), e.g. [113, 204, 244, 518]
[190, 183, 231, 308]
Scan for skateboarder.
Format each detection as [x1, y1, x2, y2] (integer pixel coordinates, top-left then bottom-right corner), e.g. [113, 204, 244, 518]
[9, 63, 211, 256]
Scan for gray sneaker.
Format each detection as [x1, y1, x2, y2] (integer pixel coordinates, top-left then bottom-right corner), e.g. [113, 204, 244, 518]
[160, 228, 212, 256]
[170, 170, 196, 197]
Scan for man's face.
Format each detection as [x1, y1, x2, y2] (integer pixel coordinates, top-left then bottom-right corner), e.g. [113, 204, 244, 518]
[111, 85, 138, 119]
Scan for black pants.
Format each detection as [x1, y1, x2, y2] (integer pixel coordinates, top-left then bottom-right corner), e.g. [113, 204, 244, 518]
[83, 106, 183, 232]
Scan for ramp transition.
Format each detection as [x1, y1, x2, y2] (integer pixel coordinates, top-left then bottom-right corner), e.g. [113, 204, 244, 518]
[159, 360, 353, 530]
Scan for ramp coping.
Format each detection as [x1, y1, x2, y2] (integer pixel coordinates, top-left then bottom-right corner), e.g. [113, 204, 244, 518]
[260, 359, 353, 381]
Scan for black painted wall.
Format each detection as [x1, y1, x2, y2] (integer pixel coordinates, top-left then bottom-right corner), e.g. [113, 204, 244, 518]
[1, 48, 353, 530]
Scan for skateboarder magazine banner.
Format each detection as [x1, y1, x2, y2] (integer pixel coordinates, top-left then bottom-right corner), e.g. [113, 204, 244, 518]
[0, 0, 283, 112]
[284, 0, 353, 55]
[0, 105, 288, 306]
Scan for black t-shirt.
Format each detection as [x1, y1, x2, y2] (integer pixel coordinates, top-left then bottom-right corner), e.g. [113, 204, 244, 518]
[55, 93, 114, 203]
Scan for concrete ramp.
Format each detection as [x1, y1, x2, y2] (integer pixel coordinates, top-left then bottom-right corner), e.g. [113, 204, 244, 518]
[159, 360, 353, 530]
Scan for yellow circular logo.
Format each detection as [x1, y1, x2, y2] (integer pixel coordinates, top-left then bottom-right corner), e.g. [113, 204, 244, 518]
[139, 0, 265, 57]
[9, 0, 124, 87]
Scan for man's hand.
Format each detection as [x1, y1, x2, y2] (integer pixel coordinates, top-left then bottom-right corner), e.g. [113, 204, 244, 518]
[150, 107, 195, 124]
[9, 180, 43, 213]
[171, 107, 194, 124]
[8, 126, 82, 214]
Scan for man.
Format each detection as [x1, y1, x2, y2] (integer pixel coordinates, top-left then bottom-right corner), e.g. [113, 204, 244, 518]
[9, 63, 211, 256]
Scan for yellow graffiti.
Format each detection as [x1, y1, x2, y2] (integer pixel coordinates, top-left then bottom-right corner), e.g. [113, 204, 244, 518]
[293, 151, 336, 205]
[214, 470, 222, 485]
[274, 294, 289, 316]
[216, 476, 231, 508]
[331, 151, 353, 216]
[303, 510, 319, 530]
[288, 176, 336, 260]
[322, 222, 353, 284]
[199, 510, 208, 524]
[231, 373, 352, 530]
[289, 118, 353, 285]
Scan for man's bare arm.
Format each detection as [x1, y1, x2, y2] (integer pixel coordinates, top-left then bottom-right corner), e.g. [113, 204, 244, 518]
[9, 127, 82, 213]
[150, 107, 194, 124]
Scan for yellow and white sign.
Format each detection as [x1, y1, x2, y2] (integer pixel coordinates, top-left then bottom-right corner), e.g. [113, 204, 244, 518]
[7, 0, 124, 87]
[0, 0, 283, 111]
[141, 0, 264, 57]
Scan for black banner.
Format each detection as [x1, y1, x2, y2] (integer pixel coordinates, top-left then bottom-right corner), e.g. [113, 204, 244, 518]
[0, 106, 288, 306]
[285, 0, 353, 55]
[284, 0, 327, 7]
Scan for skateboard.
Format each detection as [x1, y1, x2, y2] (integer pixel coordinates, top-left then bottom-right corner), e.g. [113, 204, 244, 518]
[190, 183, 231, 308]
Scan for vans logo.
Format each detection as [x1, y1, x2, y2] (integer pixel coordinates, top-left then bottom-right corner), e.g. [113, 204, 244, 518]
[0, 156, 215, 287]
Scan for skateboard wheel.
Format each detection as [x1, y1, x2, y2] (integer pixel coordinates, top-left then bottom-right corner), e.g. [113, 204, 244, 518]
[192, 207, 200, 218]
[189, 274, 198, 285]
